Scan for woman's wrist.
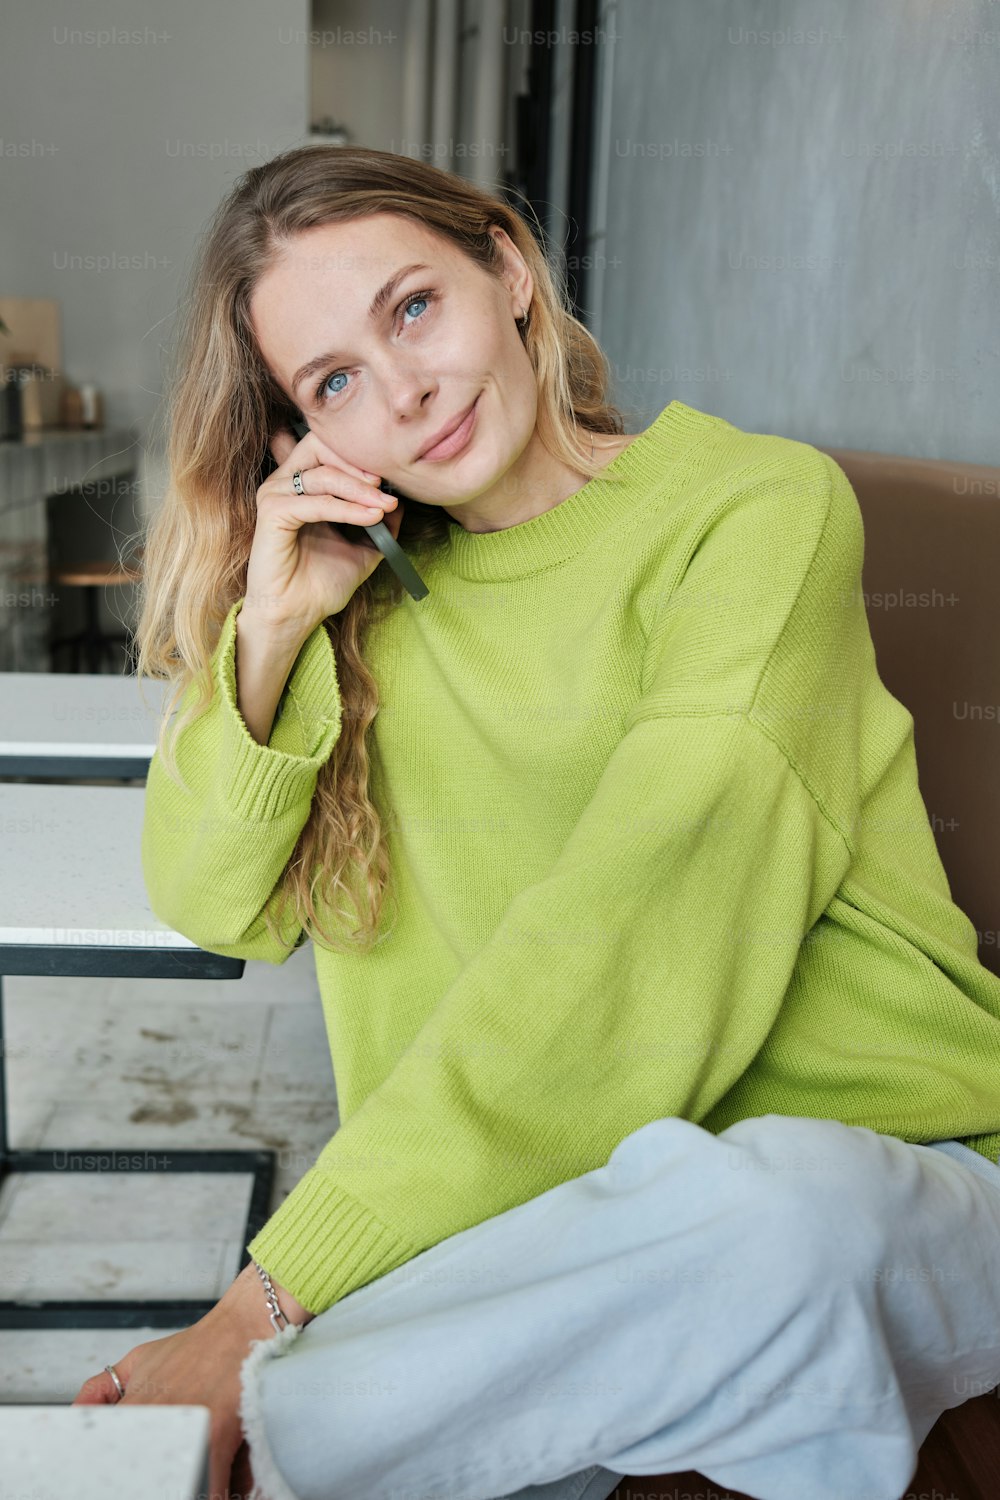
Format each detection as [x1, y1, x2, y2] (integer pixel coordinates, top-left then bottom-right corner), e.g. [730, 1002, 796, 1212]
[212, 1258, 316, 1344]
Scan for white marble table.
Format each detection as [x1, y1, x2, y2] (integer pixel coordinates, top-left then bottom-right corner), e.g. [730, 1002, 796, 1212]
[0, 783, 212, 962]
[0, 1404, 210, 1500]
[0, 669, 170, 777]
[0, 783, 274, 1332]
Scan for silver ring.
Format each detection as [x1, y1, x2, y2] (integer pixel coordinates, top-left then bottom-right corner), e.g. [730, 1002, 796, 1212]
[292, 468, 305, 496]
[105, 1363, 126, 1401]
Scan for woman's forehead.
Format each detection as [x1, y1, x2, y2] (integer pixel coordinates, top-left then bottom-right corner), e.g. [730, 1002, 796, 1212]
[268, 214, 451, 277]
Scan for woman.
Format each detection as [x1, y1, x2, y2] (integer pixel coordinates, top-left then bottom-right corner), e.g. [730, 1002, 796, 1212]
[72, 144, 1000, 1500]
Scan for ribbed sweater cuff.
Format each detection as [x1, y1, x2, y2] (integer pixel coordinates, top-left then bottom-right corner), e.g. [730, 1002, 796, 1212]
[246, 1169, 419, 1316]
[214, 600, 342, 822]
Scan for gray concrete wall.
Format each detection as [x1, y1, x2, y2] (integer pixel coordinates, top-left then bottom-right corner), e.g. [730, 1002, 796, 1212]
[7, 0, 995, 474]
[311, 0, 409, 151]
[589, 0, 1000, 464]
[2, 0, 310, 463]
[1, 0, 310, 647]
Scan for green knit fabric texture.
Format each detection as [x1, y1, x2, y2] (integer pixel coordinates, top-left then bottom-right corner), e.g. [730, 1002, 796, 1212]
[141, 400, 1000, 1316]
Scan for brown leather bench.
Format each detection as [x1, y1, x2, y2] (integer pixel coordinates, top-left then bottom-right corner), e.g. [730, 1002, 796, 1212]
[607, 443, 1000, 1500]
[822, 446, 1000, 983]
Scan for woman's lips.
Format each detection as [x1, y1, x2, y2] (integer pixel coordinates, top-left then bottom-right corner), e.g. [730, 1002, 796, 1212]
[418, 394, 480, 462]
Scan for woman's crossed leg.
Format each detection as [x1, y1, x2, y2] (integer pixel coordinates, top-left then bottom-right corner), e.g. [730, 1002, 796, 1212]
[239, 1111, 1000, 1500]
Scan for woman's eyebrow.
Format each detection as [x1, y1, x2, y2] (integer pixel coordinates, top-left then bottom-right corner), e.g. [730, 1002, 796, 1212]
[290, 261, 433, 399]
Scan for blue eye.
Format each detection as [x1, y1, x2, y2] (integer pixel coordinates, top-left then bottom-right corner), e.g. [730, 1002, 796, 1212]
[322, 370, 349, 399]
[314, 290, 435, 406]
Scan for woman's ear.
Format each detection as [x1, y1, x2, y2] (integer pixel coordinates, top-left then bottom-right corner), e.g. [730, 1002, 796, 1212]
[489, 224, 533, 322]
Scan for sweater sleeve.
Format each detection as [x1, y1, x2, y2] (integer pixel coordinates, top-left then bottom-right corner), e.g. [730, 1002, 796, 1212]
[141, 598, 342, 964]
[247, 448, 863, 1315]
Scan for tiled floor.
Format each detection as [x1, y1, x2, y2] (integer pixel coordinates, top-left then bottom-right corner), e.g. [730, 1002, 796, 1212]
[0, 947, 340, 1401]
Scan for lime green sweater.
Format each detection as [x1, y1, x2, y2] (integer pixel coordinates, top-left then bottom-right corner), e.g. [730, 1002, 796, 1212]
[142, 400, 1000, 1316]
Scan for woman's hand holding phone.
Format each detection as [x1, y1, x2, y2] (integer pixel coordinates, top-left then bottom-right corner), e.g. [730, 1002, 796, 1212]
[244, 424, 405, 648]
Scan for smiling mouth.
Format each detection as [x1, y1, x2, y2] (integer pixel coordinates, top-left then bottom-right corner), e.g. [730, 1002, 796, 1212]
[417, 394, 481, 462]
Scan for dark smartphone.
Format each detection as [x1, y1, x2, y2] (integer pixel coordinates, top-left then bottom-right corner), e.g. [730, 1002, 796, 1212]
[282, 417, 429, 601]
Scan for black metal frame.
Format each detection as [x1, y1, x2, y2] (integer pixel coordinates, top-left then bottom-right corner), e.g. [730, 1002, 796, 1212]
[506, 0, 603, 323]
[0, 757, 151, 780]
[564, 0, 601, 320]
[0, 944, 272, 1331]
[510, 0, 555, 238]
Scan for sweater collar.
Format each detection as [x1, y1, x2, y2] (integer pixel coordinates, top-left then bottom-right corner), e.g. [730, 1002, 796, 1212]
[441, 400, 719, 582]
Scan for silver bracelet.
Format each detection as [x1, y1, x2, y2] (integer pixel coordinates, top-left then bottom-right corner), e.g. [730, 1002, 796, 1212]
[252, 1257, 290, 1333]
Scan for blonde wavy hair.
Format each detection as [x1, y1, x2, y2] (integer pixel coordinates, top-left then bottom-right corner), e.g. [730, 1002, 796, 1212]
[133, 143, 632, 957]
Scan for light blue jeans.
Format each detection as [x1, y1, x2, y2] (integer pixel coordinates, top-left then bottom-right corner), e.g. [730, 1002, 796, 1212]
[238, 1112, 1000, 1500]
